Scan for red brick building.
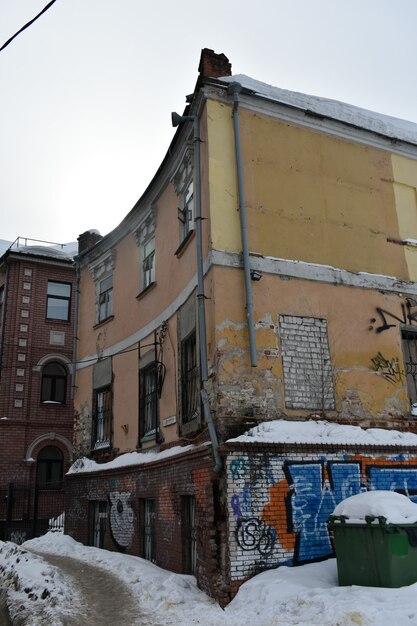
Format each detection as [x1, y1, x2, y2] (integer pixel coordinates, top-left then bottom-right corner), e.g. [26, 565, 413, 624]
[0, 240, 76, 542]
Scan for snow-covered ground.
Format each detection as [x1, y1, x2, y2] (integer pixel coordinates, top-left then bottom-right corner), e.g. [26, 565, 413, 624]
[2, 532, 417, 625]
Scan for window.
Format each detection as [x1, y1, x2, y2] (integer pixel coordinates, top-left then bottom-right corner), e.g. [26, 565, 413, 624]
[141, 237, 155, 290]
[182, 496, 197, 575]
[88, 250, 116, 325]
[174, 149, 194, 243]
[99, 275, 113, 322]
[92, 386, 112, 449]
[181, 332, 199, 423]
[46, 281, 71, 321]
[178, 178, 194, 241]
[89, 501, 107, 548]
[41, 362, 67, 403]
[0, 285, 4, 324]
[36, 446, 63, 490]
[402, 330, 417, 407]
[140, 498, 156, 563]
[280, 315, 335, 411]
[139, 362, 159, 440]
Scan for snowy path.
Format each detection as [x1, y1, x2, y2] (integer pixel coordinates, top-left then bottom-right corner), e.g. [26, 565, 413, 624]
[30, 551, 158, 626]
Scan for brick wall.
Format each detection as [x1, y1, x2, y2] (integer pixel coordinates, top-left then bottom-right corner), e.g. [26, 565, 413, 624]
[65, 445, 230, 605]
[279, 315, 335, 411]
[225, 441, 417, 597]
[0, 254, 75, 485]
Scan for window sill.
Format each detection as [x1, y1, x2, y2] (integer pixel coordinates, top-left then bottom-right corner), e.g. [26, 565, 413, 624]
[93, 315, 114, 329]
[41, 401, 66, 406]
[180, 414, 201, 437]
[136, 281, 156, 301]
[175, 229, 195, 257]
[140, 433, 157, 444]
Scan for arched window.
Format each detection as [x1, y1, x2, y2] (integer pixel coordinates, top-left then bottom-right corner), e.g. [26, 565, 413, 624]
[41, 362, 67, 403]
[36, 446, 63, 489]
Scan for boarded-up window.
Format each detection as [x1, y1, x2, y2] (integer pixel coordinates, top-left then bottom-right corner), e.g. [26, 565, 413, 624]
[402, 329, 417, 406]
[280, 315, 335, 411]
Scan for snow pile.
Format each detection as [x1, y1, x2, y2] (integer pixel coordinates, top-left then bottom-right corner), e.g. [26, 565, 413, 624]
[68, 444, 195, 475]
[219, 74, 417, 145]
[0, 541, 80, 626]
[228, 419, 417, 447]
[333, 490, 417, 524]
[21, 533, 223, 624]
[2, 534, 417, 624]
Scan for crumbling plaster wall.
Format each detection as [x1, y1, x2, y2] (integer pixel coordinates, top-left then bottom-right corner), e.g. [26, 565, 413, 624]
[211, 266, 411, 425]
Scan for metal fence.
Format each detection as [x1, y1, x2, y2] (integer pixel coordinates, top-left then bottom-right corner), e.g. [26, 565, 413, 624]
[0, 481, 65, 544]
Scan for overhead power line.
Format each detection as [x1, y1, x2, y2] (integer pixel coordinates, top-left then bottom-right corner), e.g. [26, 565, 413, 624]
[0, 0, 58, 52]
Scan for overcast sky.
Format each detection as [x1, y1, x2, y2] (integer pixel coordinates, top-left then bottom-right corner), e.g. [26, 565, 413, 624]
[1, 0, 417, 245]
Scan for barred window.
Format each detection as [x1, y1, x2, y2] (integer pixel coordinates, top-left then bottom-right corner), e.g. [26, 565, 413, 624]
[92, 386, 112, 449]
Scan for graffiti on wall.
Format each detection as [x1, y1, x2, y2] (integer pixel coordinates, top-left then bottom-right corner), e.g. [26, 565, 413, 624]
[235, 518, 276, 556]
[370, 352, 404, 384]
[228, 453, 417, 577]
[108, 491, 134, 550]
[369, 300, 417, 334]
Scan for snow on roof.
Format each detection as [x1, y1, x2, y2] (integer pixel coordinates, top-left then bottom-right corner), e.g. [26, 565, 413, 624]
[332, 490, 417, 524]
[219, 74, 417, 146]
[227, 419, 417, 447]
[7, 242, 78, 261]
[67, 444, 195, 475]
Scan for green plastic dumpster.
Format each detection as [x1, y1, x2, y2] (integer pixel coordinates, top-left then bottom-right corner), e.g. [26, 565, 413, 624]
[329, 515, 417, 587]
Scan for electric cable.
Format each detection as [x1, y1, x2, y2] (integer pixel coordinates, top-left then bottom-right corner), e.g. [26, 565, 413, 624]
[0, 0, 58, 52]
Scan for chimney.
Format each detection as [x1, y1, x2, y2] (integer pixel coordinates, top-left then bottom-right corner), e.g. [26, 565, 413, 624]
[77, 230, 103, 255]
[198, 48, 232, 79]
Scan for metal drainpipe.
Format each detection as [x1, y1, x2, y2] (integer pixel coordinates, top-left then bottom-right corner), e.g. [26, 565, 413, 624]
[71, 262, 80, 401]
[228, 82, 257, 367]
[172, 112, 222, 472]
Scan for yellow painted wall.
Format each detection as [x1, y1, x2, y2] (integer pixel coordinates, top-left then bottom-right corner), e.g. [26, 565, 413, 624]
[212, 265, 410, 421]
[392, 154, 417, 281]
[207, 99, 409, 280]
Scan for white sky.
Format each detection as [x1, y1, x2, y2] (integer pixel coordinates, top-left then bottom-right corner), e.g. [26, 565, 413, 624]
[1, 0, 417, 244]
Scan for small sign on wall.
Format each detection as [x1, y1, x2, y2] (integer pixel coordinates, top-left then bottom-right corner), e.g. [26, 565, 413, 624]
[163, 415, 176, 427]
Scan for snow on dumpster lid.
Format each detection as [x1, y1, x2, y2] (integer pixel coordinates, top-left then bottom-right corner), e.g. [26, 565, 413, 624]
[227, 419, 417, 446]
[332, 490, 417, 525]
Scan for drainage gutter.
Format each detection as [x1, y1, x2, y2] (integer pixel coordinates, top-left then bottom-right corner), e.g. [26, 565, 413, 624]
[228, 82, 257, 367]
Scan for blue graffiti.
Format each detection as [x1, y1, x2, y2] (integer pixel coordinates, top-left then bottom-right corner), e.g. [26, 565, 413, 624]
[229, 456, 275, 484]
[230, 457, 417, 566]
[369, 467, 417, 503]
[231, 494, 241, 518]
[231, 490, 252, 518]
[287, 463, 337, 561]
[329, 463, 362, 502]
[230, 458, 247, 481]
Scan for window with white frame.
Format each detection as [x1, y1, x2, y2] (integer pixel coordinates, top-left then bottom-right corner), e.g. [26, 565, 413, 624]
[88, 250, 116, 325]
[98, 274, 113, 322]
[173, 148, 194, 243]
[134, 209, 156, 293]
[142, 237, 155, 290]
